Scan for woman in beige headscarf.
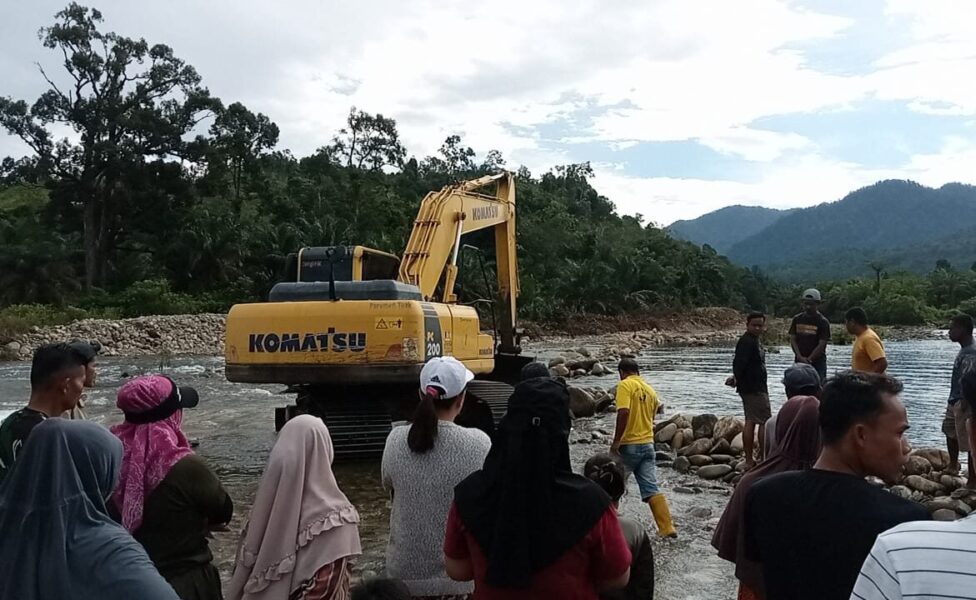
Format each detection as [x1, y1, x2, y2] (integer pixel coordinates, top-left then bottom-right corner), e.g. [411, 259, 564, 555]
[228, 415, 362, 600]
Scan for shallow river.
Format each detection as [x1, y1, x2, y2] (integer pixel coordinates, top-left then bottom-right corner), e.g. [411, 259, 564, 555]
[0, 336, 959, 588]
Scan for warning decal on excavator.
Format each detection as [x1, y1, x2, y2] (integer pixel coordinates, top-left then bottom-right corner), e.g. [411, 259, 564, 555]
[374, 317, 404, 330]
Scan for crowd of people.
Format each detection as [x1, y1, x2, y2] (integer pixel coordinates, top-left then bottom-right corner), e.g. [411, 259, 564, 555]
[1, 287, 975, 599]
[714, 288, 976, 599]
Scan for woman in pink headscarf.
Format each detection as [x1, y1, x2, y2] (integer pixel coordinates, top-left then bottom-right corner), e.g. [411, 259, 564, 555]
[111, 374, 233, 600]
[228, 415, 361, 600]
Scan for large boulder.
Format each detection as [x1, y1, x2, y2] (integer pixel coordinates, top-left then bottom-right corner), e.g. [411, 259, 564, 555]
[657, 423, 679, 444]
[951, 487, 976, 506]
[688, 455, 713, 467]
[904, 475, 943, 495]
[561, 350, 584, 363]
[673, 414, 692, 430]
[673, 456, 691, 474]
[678, 437, 714, 457]
[903, 455, 933, 477]
[711, 438, 733, 455]
[926, 497, 972, 516]
[595, 393, 614, 413]
[912, 448, 951, 472]
[692, 414, 718, 439]
[548, 357, 566, 368]
[590, 362, 609, 377]
[568, 387, 597, 418]
[566, 358, 598, 373]
[655, 414, 682, 434]
[941, 475, 967, 493]
[671, 429, 687, 450]
[711, 454, 735, 465]
[713, 416, 744, 442]
[889, 485, 912, 500]
[730, 433, 744, 454]
[550, 364, 570, 378]
[697, 464, 733, 480]
[933, 509, 958, 521]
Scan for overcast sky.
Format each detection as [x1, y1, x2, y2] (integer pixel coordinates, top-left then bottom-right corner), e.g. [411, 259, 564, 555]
[2, 1, 975, 224]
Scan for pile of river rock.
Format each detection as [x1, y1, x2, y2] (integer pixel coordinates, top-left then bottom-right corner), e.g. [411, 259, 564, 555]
[573, 408, 976, 522]
[3, 314, 227, 360]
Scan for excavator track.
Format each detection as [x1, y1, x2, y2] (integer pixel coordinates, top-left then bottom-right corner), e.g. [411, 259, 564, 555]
[289, 379, 515, 461]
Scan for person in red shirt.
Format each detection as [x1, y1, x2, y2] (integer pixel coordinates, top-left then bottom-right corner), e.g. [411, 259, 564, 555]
[445, 377, 632, 599]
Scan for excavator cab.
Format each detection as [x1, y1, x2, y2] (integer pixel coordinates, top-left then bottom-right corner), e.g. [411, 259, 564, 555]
[283, 246, 400, 283]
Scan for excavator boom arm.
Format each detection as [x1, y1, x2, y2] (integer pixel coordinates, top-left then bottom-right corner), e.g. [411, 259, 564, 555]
[398, 172, 521, 354]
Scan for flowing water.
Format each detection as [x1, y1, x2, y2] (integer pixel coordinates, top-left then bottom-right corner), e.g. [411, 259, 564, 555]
[0, 335, 958, 592]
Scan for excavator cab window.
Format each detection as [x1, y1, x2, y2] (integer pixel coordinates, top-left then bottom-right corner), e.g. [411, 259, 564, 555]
[360, 249, 400, 281]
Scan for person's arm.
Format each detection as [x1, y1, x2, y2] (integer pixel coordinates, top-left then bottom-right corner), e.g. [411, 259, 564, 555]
[865, 336, 887, 373]
[808, 339, 828, 363]
[445, 556, 474, 582]
[849, 539, 903, 600]
[732, 338, 748, 386]
[611, 381, 632, 454]
[589, 509, 632, 592]
[630, 531, 655, 599]
[380, 433, 395, 493]
[444, 502, 474, 582]
[611, 409, 630, 455]
[788, 318, 806, 362]
[182, 456, 233, 526]
[808, 318, 830, 362]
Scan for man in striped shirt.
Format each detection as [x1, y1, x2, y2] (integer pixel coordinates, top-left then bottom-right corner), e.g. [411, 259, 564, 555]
[851, 367, 976, 599]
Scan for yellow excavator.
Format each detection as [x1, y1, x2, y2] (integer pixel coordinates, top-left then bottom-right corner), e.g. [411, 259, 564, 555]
[224, 172, 532, 457]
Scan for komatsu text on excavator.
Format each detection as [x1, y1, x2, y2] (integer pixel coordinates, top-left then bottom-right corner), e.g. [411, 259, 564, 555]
[224, 172, 532, 458]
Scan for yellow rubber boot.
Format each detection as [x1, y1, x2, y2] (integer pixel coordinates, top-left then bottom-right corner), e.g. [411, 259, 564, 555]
[649, 493, 677, 538]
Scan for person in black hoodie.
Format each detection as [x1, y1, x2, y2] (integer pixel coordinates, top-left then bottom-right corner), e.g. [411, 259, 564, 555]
[727, 312, 770, 468]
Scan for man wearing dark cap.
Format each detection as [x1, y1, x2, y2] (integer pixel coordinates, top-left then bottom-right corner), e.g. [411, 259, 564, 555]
[764, 363, 822, 458]
[789, 288, 831, 382]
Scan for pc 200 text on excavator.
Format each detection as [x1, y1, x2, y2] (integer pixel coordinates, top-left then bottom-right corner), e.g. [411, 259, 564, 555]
[224, 172, 532, 458]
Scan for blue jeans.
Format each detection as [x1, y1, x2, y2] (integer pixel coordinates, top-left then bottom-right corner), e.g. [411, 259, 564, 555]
[618, 443, 659, 500]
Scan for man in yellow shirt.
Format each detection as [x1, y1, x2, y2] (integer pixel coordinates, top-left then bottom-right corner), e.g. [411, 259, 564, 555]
[610, 358, 677, 538]
[846, 307, 888, 373]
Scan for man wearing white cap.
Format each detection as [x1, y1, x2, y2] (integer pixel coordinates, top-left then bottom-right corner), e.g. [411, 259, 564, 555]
[789, 288, 831, 382]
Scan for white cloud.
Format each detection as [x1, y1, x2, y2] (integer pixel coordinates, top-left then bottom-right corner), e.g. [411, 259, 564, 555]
[2, 0, 976, 227]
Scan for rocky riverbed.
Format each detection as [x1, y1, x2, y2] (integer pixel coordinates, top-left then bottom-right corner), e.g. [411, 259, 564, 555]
[0, 308, 748, 362]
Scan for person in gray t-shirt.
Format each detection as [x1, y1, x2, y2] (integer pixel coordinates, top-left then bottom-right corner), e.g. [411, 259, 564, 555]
[381, 357, 491, 598]
[944, 314, 976, 479]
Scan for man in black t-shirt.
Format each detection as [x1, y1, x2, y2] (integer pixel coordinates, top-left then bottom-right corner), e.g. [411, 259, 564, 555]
[744, 371, 929, 600]
[0, 343, 88, 480]
[789, 288, 831, 381]
[728, 312, 769, 468]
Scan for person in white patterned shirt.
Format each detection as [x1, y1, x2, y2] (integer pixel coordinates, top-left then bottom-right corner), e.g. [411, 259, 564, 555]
[851, 366, 976, 600]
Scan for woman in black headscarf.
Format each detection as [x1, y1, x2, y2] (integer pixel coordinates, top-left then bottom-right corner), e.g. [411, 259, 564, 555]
[0, 419, 180, 600]
[445, 377, 632, 599]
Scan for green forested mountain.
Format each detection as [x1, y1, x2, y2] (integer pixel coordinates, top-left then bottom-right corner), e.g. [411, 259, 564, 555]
[668, 205, 792, 254]
[726, 180, 976, 281]
[0, 4, 773, 324]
